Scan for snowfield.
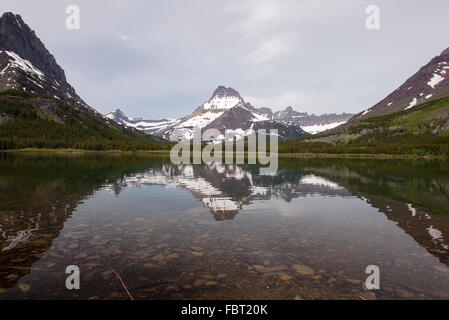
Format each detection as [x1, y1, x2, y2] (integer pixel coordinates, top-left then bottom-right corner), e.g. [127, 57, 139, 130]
[1, 50, 45, 79]
[301, 121, 347, 134]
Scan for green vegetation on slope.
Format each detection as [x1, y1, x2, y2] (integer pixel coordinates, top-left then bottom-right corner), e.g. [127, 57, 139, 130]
[0, 90, 170, 151]
[279, 97, 449, 156]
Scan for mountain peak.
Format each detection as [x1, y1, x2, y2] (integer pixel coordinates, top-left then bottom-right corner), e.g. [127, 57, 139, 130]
[210, 86, 242, 100]
[1, 12, 22, 22]
[105, 109, 128, 121]
[0, 12, 89, 109]
[0, 12, 67, 85]
[441, 47, 449, 56]
[203, 86, 244, 111]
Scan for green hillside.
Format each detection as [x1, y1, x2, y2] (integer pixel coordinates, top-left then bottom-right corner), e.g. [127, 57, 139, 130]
[279, 96, 449, 156]
[0, 90, 169, 151]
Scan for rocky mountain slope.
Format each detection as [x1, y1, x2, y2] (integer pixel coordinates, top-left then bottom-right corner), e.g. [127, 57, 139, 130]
[0, 12, 165, 150]
[348, 47, 449, 124]
[0, 12, 91, 110]
[292, 45, 449, 156]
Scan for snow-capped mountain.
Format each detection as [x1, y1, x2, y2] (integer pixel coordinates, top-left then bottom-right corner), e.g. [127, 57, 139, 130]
[105, 109, 179, 135]
[273, 106, 353, 134]
[163, 86, 272, 141]
[350, 46, 449, 123]
[105, 86, 353, 139]
[0, 12, 165, 148]
[0, 12, 91, 111]
[163, 86, 312, 141]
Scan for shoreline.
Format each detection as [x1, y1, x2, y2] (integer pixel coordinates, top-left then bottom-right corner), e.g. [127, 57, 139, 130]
[1, 148, 447, 160]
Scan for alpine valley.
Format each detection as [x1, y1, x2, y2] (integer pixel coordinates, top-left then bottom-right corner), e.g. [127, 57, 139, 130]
[0, 11, 448, 157]
[2, 3, 449, 303]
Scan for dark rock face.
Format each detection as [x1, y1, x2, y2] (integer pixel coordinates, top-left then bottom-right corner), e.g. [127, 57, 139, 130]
[208, 86, 242, 101]
[253, 120, 310, 140]
[349, 46, 449, 123]
[0, 12, 66, 84]
[0, 12, 89, 110]
[205, 105, 255, 132]
[203, 104, 310, 140]
[245, 103, 273, 119]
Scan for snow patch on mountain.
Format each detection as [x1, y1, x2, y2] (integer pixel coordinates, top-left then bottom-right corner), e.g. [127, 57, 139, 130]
[180, 111, 224, 128]
[405, 97, 418, 110]
[1, 50, 45, 79]
[301, 121, 347, 134]
[427, 73, 445, 89]
[362, 109, 371, 116]
[203, 95, 241, 110]
[251, 111, 270, 122]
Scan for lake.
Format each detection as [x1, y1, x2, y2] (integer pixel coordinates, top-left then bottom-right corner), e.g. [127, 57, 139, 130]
[0, 153, 448, 299]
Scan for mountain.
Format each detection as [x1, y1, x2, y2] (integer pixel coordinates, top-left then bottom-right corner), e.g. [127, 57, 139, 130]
[287, 46, 449, 156]
[0, 12, 165, 151]
[105, 86, 353, 141]
[0, 12, 90, 110]
[162, 86, 263, 140]
[273, 106, 353, 134]
[164, 86, 311, 141]
[348, 47, 449, 123]
[104, 109, 179, 135]
[280, 95, 449, 156]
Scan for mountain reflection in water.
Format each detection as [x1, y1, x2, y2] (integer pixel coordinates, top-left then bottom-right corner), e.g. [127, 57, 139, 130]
[0, 154, 448, 299]
[102, 163, 351, 221]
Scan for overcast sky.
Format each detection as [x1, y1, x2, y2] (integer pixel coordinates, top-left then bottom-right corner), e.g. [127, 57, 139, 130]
[3, 0, 449, 118]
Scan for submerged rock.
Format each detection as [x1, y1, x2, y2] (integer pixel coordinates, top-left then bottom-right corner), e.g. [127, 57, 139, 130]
[18, 283, 31, 292]
[278, 273, 292, 281]
[164, 285, 179, 293]
[252, 265, 288, 273]
[191, 251, 204, 257]
[194, 279, 205, 287]
[434, 265, 449, 273]
[396, 289, 414, 299]
[292, 264, 314, 275]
